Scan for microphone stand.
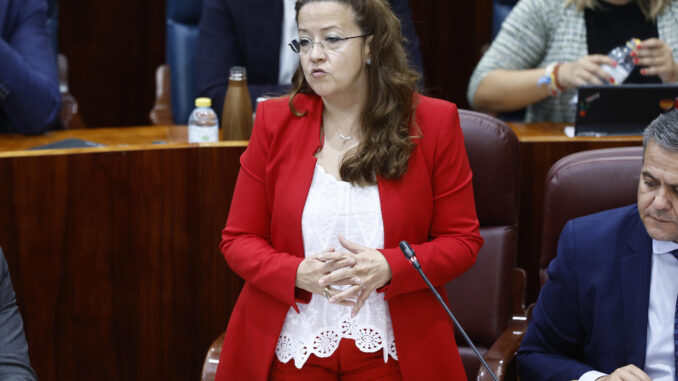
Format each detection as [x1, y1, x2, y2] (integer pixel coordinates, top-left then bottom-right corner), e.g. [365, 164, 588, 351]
[399, 241, 499, 381]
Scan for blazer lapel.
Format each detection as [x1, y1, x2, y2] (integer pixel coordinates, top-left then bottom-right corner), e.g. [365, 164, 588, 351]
[286, 96, 323, 257]
[620, 214, 652, 368]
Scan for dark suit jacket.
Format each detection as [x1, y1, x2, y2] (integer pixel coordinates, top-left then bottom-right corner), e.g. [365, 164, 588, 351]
[196, 0, 423, 118]
[0, 0, 60, 134]
[0, 248, 36, 380]
[517, 204, 652, 381]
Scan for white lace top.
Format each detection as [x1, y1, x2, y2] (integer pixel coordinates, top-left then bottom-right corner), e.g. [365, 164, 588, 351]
[275, 164, 397, 368]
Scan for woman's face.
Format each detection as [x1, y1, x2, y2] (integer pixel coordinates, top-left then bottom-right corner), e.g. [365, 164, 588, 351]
[297, 1, 371, 103]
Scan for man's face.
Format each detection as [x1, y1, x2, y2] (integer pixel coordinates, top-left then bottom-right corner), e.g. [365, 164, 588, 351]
[638, 140, 678, 242]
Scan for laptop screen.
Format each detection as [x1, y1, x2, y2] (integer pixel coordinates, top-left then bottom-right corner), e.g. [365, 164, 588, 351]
[575, 84, 678, 136]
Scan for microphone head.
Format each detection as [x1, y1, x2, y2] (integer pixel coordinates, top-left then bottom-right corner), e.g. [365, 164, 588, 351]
[399, 241, 415, 259]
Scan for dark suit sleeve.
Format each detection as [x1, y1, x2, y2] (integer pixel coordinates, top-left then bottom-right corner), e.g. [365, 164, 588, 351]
[0, 250, 36, 381]
[388, 0, 423, 77]
[0, 0, 60, 134]
[516, 220, 596, 381]
[196, 0, 287, 118]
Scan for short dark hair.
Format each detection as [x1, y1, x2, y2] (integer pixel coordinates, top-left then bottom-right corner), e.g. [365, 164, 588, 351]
[642, 109, 678, 152]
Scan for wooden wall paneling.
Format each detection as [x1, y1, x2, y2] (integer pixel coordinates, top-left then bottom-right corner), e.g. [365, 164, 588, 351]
[408, 0, 492, 108]
[0, 145, 245, 380]
[58, 1, 166, 127]
[56, 1, 494, 126]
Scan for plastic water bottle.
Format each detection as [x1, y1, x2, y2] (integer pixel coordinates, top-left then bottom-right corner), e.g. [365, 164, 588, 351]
[188, 97, 219, 143]
[602, 38, 641, 85]
[221, 66, 253, 140]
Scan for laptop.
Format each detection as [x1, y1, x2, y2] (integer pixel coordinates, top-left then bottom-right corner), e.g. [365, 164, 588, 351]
[574, 84, 678, 136]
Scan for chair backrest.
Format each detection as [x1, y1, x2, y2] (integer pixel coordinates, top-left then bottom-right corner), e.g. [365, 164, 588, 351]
[166, 0, 203, 124]
[446, 110, 520, 379]
[492, 0, 518, 39]
[539, 146, 643, 286]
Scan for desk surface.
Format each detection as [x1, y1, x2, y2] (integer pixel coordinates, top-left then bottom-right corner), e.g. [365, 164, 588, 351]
[0, 125, 248, 156]
[0, 123, 642, 153]
[508, 122, 643, 142]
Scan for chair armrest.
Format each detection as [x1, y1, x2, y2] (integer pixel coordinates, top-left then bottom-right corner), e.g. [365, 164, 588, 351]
[477, 267, 529, 381]
[477, 318, 528, 381]
[200, 332, 225, 381]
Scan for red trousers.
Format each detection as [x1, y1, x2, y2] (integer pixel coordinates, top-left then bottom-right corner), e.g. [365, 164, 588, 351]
[269, 339, 402, 380]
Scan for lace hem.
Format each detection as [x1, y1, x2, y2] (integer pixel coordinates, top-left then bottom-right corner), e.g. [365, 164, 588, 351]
[275, 321, 398, 369]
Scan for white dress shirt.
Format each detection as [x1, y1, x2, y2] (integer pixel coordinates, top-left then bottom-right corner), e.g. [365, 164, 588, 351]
[579, 239, 678, 381]
[278, 0, 298, 85]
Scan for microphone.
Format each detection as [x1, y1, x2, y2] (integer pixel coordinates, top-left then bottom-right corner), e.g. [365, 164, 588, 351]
[399, 241, 499, 381]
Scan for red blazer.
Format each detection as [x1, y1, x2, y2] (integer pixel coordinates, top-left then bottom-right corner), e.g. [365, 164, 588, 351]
[217, 94, 483, 381]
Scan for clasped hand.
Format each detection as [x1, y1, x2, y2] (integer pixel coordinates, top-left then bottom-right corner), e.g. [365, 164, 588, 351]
[558, 37, 678, 89]
[295, 235, 392, 317]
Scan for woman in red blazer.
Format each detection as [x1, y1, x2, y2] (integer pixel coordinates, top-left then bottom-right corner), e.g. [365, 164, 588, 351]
[217, 0, 483, 379]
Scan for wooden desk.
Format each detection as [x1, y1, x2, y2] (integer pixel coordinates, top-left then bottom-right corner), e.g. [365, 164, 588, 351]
[0, 123, 644, 378]
[508, 122, 642, 302]
[0, 127, 247, 381]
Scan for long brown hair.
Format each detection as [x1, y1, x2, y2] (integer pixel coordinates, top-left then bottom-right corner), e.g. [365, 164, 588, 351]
[565, 0, 672, 20]
[289, 0, 420, 186]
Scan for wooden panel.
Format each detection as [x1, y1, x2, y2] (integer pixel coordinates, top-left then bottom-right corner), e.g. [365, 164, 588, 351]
[409, 0, 493, 108]
[58, 1, 165, 127]
[56, 1, 492, 127]
[0, 143, 246, 380]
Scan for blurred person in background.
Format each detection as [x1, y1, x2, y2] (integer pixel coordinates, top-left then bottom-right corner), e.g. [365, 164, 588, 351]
[0, 0, 60, 134]
[196, 0, 423, 117]
[0, 247, 36, 381]
[468, 0, 678, 122]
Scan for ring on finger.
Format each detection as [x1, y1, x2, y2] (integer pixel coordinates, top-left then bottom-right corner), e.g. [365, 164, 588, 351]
[323, 286, 331, 299]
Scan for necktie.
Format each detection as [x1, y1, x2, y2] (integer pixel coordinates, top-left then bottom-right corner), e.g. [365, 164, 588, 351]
[673, 251, 678, 380]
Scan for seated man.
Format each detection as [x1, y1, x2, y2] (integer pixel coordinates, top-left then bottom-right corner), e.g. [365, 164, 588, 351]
[0, 0, 61, 134]
[0, 247, 36, 380]
[517, 109, 678, 380]
[196, 0, 423, 118]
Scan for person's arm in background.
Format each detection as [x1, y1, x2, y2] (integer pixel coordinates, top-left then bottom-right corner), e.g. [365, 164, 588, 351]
[196, 0, 288, 117]
[0, 0, 60, 135]
[0, 248, 37, 381]
[467, 0, 614, 113]
[388, 0, 423, 78]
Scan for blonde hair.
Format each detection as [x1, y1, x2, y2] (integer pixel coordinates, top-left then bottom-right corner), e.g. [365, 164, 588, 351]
[565, 0, 672, 20]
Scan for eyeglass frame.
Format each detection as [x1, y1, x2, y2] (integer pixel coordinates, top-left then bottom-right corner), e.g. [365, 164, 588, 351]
[288, 33, 373, 54]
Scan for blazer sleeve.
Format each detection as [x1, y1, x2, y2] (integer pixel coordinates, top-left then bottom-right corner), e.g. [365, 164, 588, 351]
[0, 250, 37, 381]
[0, 0, 60, 134]
[379, 102, 484, 298]
[516, 220, 596, 381]
[219, 101, 304, 307]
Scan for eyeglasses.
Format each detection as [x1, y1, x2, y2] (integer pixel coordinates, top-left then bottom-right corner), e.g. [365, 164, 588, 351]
[288, 34, 373, 54]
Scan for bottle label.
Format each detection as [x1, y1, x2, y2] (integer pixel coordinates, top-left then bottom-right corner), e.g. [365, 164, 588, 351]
[188, 125, 219, 143]
[601, 64, 630, 85]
